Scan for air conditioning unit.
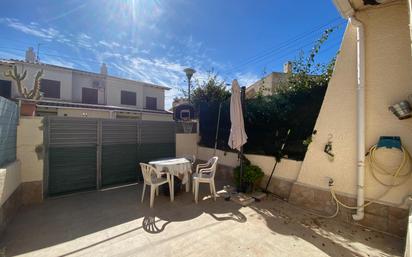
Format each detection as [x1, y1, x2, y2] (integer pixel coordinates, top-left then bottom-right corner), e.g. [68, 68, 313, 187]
[92, 80, 100, 88]
[92, 80, 105, 91]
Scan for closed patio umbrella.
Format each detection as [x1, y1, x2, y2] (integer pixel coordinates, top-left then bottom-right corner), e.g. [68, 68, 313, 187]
[228, 79, 247, 150]
[228, 79, 248, 191]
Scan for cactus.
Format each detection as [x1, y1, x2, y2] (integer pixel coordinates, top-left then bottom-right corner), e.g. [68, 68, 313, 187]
[4, 66, 43, 100]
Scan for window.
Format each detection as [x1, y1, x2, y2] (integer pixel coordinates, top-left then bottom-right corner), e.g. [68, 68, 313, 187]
[40, 79, 60, 98]
[82, 88, 98, 104]
[0, 80, 11, 99]
[145, 97, 157, 110]
[121, 91, 136, 106]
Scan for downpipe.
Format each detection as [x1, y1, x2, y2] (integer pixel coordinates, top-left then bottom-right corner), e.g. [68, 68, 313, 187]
[349, 16, 366, 221]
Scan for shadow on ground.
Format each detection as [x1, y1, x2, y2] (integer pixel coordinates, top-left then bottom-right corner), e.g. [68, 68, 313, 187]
[0, 166, 404, 257]
[0, 168, 243, 256]
[249, 197, 404, 257]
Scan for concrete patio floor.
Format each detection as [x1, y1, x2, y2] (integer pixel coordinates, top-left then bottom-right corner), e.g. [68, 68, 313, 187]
[0, 184, 405, 257]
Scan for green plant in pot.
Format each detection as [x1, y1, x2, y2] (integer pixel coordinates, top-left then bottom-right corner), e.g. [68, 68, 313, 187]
[234, 161, 264, 193]
[4, 66, 44, 116]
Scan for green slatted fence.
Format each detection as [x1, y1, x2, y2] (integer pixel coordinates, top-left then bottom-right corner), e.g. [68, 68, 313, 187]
[46, 118, 98, 196]
[0, 97, 18, 167]
[46, 117, 180, 196]
[101, 120, 139, 187]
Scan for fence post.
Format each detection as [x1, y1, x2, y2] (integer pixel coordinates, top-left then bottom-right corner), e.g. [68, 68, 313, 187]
[43, 117, 50, 197]
[136, 120, 141, 182]
[96, 120, 102, 189]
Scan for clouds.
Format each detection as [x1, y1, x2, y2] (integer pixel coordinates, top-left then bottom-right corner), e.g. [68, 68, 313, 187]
[0, 16, 259, 108]
[0, 18, 66, 43]
[42, 56, 75, 69]
[235, 72, 260, 87]
[99, 40, 121, 48]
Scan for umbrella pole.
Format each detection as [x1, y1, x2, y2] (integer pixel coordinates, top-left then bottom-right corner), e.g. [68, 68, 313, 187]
[213, 103, 222, 155]
[239, 86, 246, 192]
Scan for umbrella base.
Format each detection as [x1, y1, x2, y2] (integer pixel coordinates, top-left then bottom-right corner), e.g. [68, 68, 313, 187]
[236, 182, 250, 193]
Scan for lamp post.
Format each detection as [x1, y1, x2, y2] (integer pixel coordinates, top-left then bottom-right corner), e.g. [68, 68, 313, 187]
[184, 68, 196, 103]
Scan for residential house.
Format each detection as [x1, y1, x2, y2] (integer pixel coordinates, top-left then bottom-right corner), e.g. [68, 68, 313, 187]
[0, 48, 172, 121]
[245, 61, 292, 98]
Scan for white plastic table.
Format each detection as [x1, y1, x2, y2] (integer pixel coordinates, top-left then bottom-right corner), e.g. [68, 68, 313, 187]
[149, 158, 192, 201]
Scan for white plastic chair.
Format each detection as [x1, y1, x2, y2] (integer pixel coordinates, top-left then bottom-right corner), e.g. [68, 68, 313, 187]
[192, 156, 215, 193]
[140, 163, 171, 208]
[183, 154, 196, 165]
[193, 156, 218, 203]
[181, 154, 196, 192]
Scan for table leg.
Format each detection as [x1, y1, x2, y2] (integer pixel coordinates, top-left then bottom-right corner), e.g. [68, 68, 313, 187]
[171, 175, 175, 202]
[185, 173, 190, 192]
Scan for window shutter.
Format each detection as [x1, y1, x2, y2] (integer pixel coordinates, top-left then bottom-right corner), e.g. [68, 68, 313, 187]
[145, 97, 157, 110]
[40, 79, 61, 98]
[121, 91, 136, 106]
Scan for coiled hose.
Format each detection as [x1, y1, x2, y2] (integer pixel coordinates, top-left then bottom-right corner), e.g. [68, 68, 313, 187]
[318, 144, 411, 218]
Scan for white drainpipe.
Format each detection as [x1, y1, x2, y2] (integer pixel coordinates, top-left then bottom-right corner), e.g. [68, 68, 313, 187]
[349, 16, 366, 221]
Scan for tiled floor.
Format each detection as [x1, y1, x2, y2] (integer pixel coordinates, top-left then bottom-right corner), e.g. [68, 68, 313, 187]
[0, 183, 405, 257]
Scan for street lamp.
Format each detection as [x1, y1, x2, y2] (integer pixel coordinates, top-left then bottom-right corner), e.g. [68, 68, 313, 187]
[184, 68, 196, 103]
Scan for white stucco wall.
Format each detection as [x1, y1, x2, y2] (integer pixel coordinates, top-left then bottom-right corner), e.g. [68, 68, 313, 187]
[196, 146, 302, 185]
[17, 117, 44, 182]
[105, 77, 144, 109]
[298, 2, 412, 208]
[0, 62, 168, 113]
[141, 112, 173, 121]
[0, 63, 73, 101]
[143, 86, 165, 110]
[57, 108, 111, 119]
[176, 133, 198, 157]
[71, 72, 105, 104]
[197, 146, 240, 167]
[0, 161, 21, 206]
[246, 154, 301, 182]
[246, 72, 287, 97]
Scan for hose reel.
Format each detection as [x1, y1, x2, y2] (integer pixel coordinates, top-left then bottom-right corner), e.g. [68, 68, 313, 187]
[323, 136, 412, 218]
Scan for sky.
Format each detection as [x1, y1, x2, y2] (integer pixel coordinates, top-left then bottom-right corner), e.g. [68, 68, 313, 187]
[0, 0, 346, 108]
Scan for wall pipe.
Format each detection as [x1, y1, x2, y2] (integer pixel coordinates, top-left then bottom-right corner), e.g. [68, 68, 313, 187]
[349, 16, 366, 221]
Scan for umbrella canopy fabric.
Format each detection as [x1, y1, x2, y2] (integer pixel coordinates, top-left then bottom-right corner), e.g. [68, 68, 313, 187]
[228, 79, 248, 151]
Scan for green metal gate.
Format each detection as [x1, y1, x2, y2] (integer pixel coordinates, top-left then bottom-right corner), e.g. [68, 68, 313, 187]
[45, 117, 177, 196]
[101, 120, 175, 186]
[46, 118, 98, 196]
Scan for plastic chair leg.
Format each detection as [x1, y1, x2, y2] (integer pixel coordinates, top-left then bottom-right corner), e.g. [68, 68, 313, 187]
[141, 183, 146, 203]
[212, 181, 216, 201]
[168, 176, 173, 202]
[150, 185, 156, 208]
[194, 181, 199, 204]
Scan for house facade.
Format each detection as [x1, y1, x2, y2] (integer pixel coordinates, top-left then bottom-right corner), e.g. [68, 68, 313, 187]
[0, 48, 172, 121]
[245, 61, 291, 98]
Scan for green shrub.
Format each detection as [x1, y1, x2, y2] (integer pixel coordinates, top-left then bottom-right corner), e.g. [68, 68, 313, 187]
[198, 27, 339, 161]
[234, 164, 264, 185]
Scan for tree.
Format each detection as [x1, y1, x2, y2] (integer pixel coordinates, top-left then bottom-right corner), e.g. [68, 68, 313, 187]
[277, 28, 337, 94]
[190, 71, 231, 110]
[242, 27, 339, 160]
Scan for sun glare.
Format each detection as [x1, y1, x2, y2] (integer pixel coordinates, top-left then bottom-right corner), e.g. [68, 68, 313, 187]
[105, 0, 163, 27]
